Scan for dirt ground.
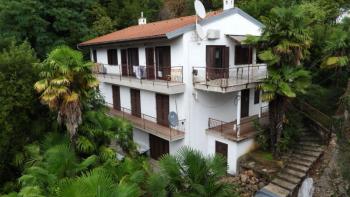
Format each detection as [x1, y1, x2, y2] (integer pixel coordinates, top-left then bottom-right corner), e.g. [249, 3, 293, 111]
[310, 135, 349, 197]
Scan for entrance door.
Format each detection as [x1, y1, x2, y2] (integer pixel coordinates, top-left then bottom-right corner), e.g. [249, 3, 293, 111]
[130, 89, 141, 117]
[127, 48, 139, 77]
[215, 141, 228, 161]
[156, 94, 169, 127]
[112, 85, 120, 111]
[145, 47, 155, 80]
[121, 49, 128, 76]
[155, 46, 171, 80]
[150, 134, 169, 160]
[241, 89, 250, 118]
[206, 46, 229, 80]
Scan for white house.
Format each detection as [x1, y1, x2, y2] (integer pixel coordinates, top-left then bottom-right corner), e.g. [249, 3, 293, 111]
[78, 0, 268, 174]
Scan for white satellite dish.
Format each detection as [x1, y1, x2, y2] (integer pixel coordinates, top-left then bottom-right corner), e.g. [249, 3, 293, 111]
[194, 0, 206, 19]
[196, 24, 206, 39]
[168, 111, 179, 127]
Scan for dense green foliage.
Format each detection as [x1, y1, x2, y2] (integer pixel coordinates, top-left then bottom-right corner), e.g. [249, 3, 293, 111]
[0, 39, 52, 192]
[1, 0, 350, 195]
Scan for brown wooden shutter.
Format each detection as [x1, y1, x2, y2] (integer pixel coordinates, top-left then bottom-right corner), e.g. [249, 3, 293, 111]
[112, 85, 120, 110]
[121, 49, 128, 76]
[130, 89, 141, 118]
[156, 94, 169, 127]
[223, 47, 230, 68]
[206, 46, 216, 80]
[145, 48, 155, 80]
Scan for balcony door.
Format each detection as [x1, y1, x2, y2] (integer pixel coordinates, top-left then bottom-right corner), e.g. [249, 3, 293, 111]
[150, 134, 169, 160]
[145, 47, 155, 80]
[156, 94, 169, 127]
[112, 85, 120, 111]
[241, 89, 250, 118]
[235, 45, 252, 65]
[127, 48, 139, 77]
[155, 46, 171, 80]
[130, 89, 141, 117]
[206, 46, 229, 80]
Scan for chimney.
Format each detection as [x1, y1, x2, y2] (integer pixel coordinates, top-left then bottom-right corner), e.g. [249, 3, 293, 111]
[223, 0, 234, 10]
[138, 12, 147, 25]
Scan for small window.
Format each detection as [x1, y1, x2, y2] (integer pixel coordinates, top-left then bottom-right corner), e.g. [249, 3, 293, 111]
[92, 49, 97, 63]
[235, 45, 252, 65]
[107, 49, 118, 65]
[254, 89, 260, 104]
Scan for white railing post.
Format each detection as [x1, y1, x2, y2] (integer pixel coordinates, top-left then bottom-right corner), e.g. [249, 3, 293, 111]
[236, 91, 241, 138]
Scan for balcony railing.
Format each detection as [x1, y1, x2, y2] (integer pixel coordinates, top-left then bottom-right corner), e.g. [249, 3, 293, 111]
[93, 63, 183, 84]
[107, 104, 186, 141]
[207, 106, 269, 141]
[192, 64, 267, 88]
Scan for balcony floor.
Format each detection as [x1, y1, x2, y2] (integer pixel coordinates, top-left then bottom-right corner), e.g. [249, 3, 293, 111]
[194, 78, 264, 93]
[97, 74, 185, 95]
[108, 108, 185, 142]
[207, 113, 269, 142]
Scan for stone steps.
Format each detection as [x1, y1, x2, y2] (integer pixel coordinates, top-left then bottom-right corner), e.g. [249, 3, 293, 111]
[272, 178, 298, 191]
[289, 159, 313, 168]
[276, 173, 301, 184]
[255, 133, 325, 197]
[287, 163, 309, 173]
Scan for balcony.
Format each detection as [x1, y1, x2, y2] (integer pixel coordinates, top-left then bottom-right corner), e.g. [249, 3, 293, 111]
[108, 106, 186, 142]
[192, 64, 267, 93]
[207, 107, 269, 142]
[93, 63, 185, 94]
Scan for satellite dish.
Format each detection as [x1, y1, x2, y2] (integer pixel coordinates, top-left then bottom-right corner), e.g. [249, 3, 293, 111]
[168, 111, 179, 127]
[196, 24, 206, 39]
[194, 0, 206, 19]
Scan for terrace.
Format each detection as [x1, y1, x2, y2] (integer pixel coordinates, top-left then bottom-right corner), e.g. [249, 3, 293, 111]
[192, 64, 267, 93]
[93, 63, 185, 95]
[108, 106, 186, 142]
[207, 107, 269, 141]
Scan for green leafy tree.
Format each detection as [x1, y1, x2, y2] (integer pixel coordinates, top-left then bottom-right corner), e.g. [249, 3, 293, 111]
[148, 147, 238, 197]
[34, 46, 99, 144]
[248, 5, 313, 154]
[0, 39, 50, 192]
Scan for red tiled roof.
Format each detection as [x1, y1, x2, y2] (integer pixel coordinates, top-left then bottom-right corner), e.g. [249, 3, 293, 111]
[79, 11, 222, 47]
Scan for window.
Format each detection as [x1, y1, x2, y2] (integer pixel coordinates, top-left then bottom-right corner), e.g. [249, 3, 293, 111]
[254, 89, 260, 104]
[107, 49, 118, 65]
[92, 50, 97, 63]
[235, 45, 252, 65]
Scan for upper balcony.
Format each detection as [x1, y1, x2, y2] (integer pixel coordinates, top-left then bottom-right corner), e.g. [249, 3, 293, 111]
[107, 105, 186, 142]
[93, 63, 185, 95]
[206, 106, 269, 142]
[192, 64, 267, 93]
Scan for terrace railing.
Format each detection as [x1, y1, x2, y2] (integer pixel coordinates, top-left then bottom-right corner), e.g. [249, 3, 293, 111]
[192, 64, 267, 87]
[93, 63, 183, 84]
[207, 106, 269, 140]
[107, 103, 186, 141]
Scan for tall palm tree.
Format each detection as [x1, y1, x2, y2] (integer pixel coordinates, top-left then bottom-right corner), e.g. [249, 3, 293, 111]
[147, 147, 238, 197]
[34, 46, 99, 144]
[247, 6, 313, 154]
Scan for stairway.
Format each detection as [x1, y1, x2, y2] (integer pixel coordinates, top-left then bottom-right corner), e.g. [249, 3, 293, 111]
[255, 132, 324, 197]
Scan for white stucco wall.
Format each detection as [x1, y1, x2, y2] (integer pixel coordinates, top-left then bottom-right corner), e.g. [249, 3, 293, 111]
[94, 9, 265, 170]
[133, 128, 150, 150]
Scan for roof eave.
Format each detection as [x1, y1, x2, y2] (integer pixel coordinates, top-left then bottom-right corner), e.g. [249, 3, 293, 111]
[78, 35, 168, 48]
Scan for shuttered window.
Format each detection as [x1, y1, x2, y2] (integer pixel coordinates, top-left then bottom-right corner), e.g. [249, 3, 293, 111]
[235, 45, 252, 65]
[107, 49, 118, 65]
[254, 89, 260, 104]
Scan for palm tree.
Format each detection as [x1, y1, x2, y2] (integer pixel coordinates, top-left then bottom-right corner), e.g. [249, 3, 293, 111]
[147, 147, 238, 197]
[247, 6, 313, 154]
[34, 46, 99, 144]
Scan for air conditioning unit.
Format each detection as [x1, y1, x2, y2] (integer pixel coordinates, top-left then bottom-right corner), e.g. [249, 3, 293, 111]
[207, 29, 220, 40]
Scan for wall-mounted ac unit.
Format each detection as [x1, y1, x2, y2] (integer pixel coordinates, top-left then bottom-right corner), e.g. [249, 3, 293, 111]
[207, 29, 220, 40]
